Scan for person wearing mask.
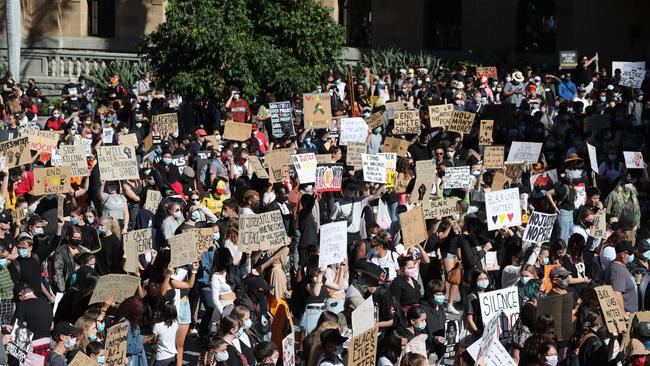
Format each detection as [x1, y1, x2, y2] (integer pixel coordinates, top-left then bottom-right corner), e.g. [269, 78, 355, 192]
[47, 322, 80, 366]
[219, 316, 247, 366]
[511, 280, 541, 364]
[162, 202, 184, 244]
[316, 328, 347, 366]
[72, 315, 99, 359]
[231, 306, 257, 365]
[403, 306, 427, 342]
[253, 341, 279, 366]
[85, 341, 106, 365]
[368, 231, 400, 281]
[94, 217, 124, 275]
[50, 226, 89, 293]
[535, 343, 558, 366]
[604, 241, 638, 315]
[69, 209, 101, 252]
[464, 269, 490, 337]
[626, 338, 650, 366]
[604, 173, 641, 236]
[239, 190, 260, 216]
[153, 151, 181, 188]
[330, 179, 384, 243]
[391, 256, 422, 308]
[627, 89, 644, 131]
[573, 308, 618, 366]
[503, 71, 526, 108]
[225, 86, 251, 123]
[97, 180, 129, 232]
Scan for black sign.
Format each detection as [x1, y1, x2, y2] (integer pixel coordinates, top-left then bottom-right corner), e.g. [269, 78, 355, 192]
[559, 50, 578, 70]
[269, 101, 296, 139]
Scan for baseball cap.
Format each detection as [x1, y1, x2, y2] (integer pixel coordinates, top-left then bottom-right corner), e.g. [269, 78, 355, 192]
[354, 260, 386, 283]
[615, 240, 635, 255]
[52, 322, 80, 338]
[320, 329, 347, 346]
[549, 266, 571, 278]
[0, 209, 13, 224]
[195, 128, 207, 137]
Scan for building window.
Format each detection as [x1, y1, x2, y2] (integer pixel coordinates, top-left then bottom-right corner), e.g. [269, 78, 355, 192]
[517, 0, 556, 53]
[88, 0, 115, 37]
[339, 0, 371, 48]
[427, 1, 462, 50]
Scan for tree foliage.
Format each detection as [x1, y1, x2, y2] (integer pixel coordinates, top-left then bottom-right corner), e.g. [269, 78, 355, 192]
[139, 0, 345, 103]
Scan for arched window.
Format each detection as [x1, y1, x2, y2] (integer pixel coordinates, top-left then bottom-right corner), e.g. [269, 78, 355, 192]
[339, 0, 372, 48]
[427, 1, 462, 50]
[517, 0, 556, 53]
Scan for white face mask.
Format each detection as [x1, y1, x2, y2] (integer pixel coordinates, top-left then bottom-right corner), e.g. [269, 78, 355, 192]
[545, 355, 558, 366]
[215, 351, 229, 362]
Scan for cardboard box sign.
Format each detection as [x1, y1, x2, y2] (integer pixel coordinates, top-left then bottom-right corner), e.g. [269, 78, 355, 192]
[399, 207, 428, 248]
[151, 113, 179, 137]
[428, 104, 453, 128]
[479, 120, 494, 145]
[0, 137, 32, 169]
[32, 166, 73, 195]
[303, 93, 332, 129]
[483, 145, 505, 169]
[97, 146, 139, 181]
[20, 129, 60, 153]
[223, 121, 252, 142]
[393, 110, 421, 134]
[446, 110, 475, 134]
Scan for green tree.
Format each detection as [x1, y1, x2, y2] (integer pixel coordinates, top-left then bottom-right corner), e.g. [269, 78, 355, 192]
[139, 0, 345, 104]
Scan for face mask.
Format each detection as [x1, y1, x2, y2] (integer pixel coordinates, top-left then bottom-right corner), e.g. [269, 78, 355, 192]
[505, 77, 512, 82]
[86, 217, 95, 224]
[632, 357, 647, 366]
[0, 259, 7, 267]
[600, 96, 607, 102]
[477, 280, 489, 289]
[97, 355, 106, 364]
[98, 225, 106, 235]
[191, 211, 201, 221]
[173, 211, 182, 219]
[304, 137, 312, 144]
[454, 100, 462, 105]
[451, 213, 460, 221]
[559, 278, 569, 288]
[222, 210, 229, 219]
[405, 268, 418, 278]
[97, 322, 105, 333]
[64, 337, 77, 349]
[162, 157, 173, 166]
[545, 355, 558, 366]
[471, 169, 481, 177]
[212, 232, 221, 242]
[148, 178, 156, 186]
[69, 239, 82, 247]
[446, 151, 454, 159]
[521, 276, 531, 285]
[542, 257, 549, 265]
[243, 319, 253, 329]
[237, 327, 244, 337]
[434, 295, 446, 305]
[638, 96, 644, 101]
[88, 334, 97, 341]
[628, 254, 636, 264]
[417, 322, 426, 331]
[368, 248, 377, 257]
[18, 249, 29, 258]
[34, 227, 44, 236]
[70, 217, 79, 225]
[624, 183, 634, 191]
[215, 351, 229, 362]
[373, 127, 382, 134]
[135, 122, 143, 129]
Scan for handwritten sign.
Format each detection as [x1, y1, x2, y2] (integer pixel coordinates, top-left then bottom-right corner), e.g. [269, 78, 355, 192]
[21, 128, 59, 153]
[479, 120, 494, 145]
[483, 146, 505, 169]
[340, 117, 368, 145]
[319, 221, 347, 266]
[446, 110, 475, 134]
[504, 162, 525, 182]
[476, 66, 497, 79]
[89, 274, 140, 304]
[623, 151, 646, 169]
[594, 210, 607, 239]
[269, 101, 296, 138]
[239, 210, 286, 252]
[315, 164, 344, 192]
[428, 104, 453, 128]
[0, 137, 31, 168]
[69, 352, 97, 366]
[384, 101, 407, 120]
[224, 121, 252, 142]
[352, 296, 376, 336]
[612, 61, 646, 88]
[144, 190, 162, 213]
[595, 285, 627, 333]
[291, 153, 317, 184]
[119, 133, 139, 147]
[444, 166, 473, 189]
[97, 146, 139, 180]
[383, 136, 410, 157]
[491, 171, 509, 191]
[266, 148, 294, 183]
[393, 110, 421, 134]
[105, 322, 129, 366]
[522, 212, 557, 243]
[102, 127, 115, 144]
[479, 287, 520, 332]
[485, 188, 522, 231]
[152, 113, 179, 137]
[559, 50, 578, 70]
[303, 93, 332, 129]
[282, 333, 295, 366]
[185, 227, 215, 253]
[361, 154, 387, 183]
[507, 141, 542, 163]
[400, 207, 427, 248]
[365, 112, 384, 130]
[423, 198, 456, 219]
[123, 229, 152, 272]
[169, 232, 198, 268]
[348, 327, 378, 366]
[587, 143, 598, 173]
[346, 141, 366, 168]
[248, 156, 269, 179]
[51, 144, 89, 177]
[409, 160, 436, 204]
[33, 166, 72, 195]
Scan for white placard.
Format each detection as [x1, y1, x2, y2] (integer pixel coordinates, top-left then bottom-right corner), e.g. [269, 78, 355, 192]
[623, 151, 646, 169]
[291, 153, 317, 183]
[612, 61, 646, 88]
[319, 221, 348, 267]
[530, 169, 558, 192]
[468, 334, 517, 366]
[506, 141, 543, 163]
[444, 166, 473, 189]
[339, 117, 369, 146]
[352, 296, 376, 336]
[102, 127, 115, 144]
[485, 188, 522, 231]
[522, 211, 557, 243]
[379, 153, 397, 170]
[361, 153, 387, 183]
[282, 333, 295, 366]
[587, 143, 598, 173]
[478, 287, 520, 332]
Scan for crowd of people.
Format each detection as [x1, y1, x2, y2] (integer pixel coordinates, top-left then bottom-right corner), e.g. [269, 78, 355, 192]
[0, 50, 648, 366]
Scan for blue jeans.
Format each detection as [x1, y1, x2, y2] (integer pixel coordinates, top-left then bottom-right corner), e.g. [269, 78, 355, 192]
[300, 306, 324, 336]
[553, 209, 574, 244]
[199, 287, 215, 336]
[177, 299, 191, 325]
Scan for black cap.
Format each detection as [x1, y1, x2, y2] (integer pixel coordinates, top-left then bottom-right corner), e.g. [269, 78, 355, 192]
[0, 209, 12, 224]
[549, 266, 571, 278]
[26, 214, 46, 227]
[616, 240, 635, 255]
[52, 322, 80, 338]
[354, 260, 386, 283]
[13, 282, 32, 299]
[320, 329, 347, 346]
[244, 276, 273, 292]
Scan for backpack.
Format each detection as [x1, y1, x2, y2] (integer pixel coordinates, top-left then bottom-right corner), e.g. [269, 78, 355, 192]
[565, 332, 597, 366]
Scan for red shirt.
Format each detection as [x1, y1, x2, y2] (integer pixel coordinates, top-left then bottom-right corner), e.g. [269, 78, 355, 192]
[254, 131, 268, 154]
[45, 117, 65, 131]
[228, 99, 251, 123]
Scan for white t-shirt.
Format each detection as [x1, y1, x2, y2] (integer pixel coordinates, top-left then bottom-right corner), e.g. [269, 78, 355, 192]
[370, 251, 399, 281]
[153, 321, 179, 360]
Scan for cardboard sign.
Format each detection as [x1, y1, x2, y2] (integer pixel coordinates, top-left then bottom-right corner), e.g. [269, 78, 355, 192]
[595, 285, 627, 333]
[444, 166, 473, 189]
[522, 212, 557, 243]
[318, 221, 347, 267]
[239, 210, 286, 252]
[151, 113, 179, 137]
[504, 162, 525, 182]
[536, 294, 574, 341]
[0, 137, 32, 168]
[583, 114, 611, 132]
[507, 141, 543, 162]
[491, 171, 509, 191]
[89, 274, 140, 304]
[315, 164, 344, 192]
[380, 152, 397, 188]
[477, 313, 500, 362]
[409, 160, 436, 204]
[446, 110, 475, 134]
[105, 322, 129, 366]
[340, 117, 368, 145]
[428, 104, 453, 128]
[224, 121, 252, 142]
[120, 133, 139, 147]
[612, 61, 646, 88]
[479, 287, 520, 334]
[123, 229, 152, 272]
[57, 194, 65, 218]
[384, 101, 407, 120]
[184, 227, 215, 253]
[97, 146, 139, 181]
[559, 50, 578, 70]
[483, 146, 505, 169]
[485, 188, 522, 231]
[51, 144, 89, 177]
[476, 66, 497, 79]
[346, 141, 366, 168]
[102, 127, 115, 144]
[587, 143, 598, 173]
[169, 232, 198, 268]
[248, 156, 270, 179]
[423, 198, 457, 219]
[623, 311, 650, 352]
[479, 120, 494, 145]
[365, 112, 384, 130]
[269, 101, 296, 138]
[361, 153, 387, 183]
[282, 333, 295, 366]
[75, 137, 93, 157]
[594, 210, 607, 239]
[266, 148, 294, 183]
[21, 128, 59, 153]
[144, 190, 162, 213]
[399, 207, 428, 248]
[393, 110, 421, 134]
[6, 320, 33, 363]
[623, 151, 646, 169]
[348, 327, 378, 366]
[383, 136, 410, 157]
[315, 154, 332, 164]
[352, 296, 375, 336]
[303, 93, 332, 129]
[69, 352, 97, 366]
[32, 166, 73, 195]
[291, 153, 317, 184]
[530, 169, 558, 193]
[483, 251, 499, 272]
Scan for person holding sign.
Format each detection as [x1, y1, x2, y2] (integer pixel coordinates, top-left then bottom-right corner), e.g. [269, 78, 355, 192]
[315, 329, 347, 366]
[604, 241, 638, 314]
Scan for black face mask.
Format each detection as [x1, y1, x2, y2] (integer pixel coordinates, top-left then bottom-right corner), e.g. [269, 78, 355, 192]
[69, 239, 82, 247]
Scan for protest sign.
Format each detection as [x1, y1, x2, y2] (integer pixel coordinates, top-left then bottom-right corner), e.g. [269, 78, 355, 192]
[89, 274, 140, 304]
[594, 210, 607, 239]
[20, 128, 59, 153]
[446, 110, 475, 134]
[399, 207, 427, 248]
[537, 293, 574, 340]
[0, 137, 32, 168]
[123, 229, 152, 273]
[0, 157, 5, 170]
[57, 194, 65, 218]
[507, 141, 543, 162]
[329, 117, 341, 138]
[119, 133, 139, 147]
[383, 136, 410, 157]
[468, 333, 517, 366]
[476, 66, 498, 78]
[169, 232, 197, 268]
[483, 251, 499, 272]
[477, 313, 501, 362]
[269, 101, 296, 138]
[530, 169, 558, 194]
[105, 322, 129, 366]
[340, 117, 369, 145]
[623, 151, 646, 169]
[485, 188, 522, 231]
[444, 319, 460, 359]
[522, 212, 557, 243]
[365, 112, 384, 130]
[443, 166, 473, 189]
[352, 296, 376, 336]
[583, 114, 611, 132]
[303, 93, 332, 129]
[479, 287, 520, 339]
[33, 166, 72, 195]
[102, 127, 115, 144]
[282, 333, 295, 366]
[75, 137, 93, 157]
[239, 210, 286, 252]
[224, 121, 252, 142]
[393, 110, 421, 134]
[483, 146, 504, 169]
[51, 144, 89, 176]
[97, 146, 139, 180]
[6, 320, 33, 363]
[348, 327, 378, 366]
[612, 61, 646, 88]
[479, 120, 494, 145]
[587, 143, 598, 172]
[504, 162, 525, 182]
[152, 113, 179, 137]
[69, 352, 97, 366]
[266, 148, 293, 183]
[559, 50, 578, 69]
[423, 198, 457, 219]
[185, 227, 215, 253]
[380, 152, 397, 188]
[491, 171, 509, 191]
[409, 160, 436, 204]
[361, 153, 387, 183]
[319, 221, 347, 267]
[315, 154, 332, 164]
[248, 156, 269, 179]
[428, 104, 453, 128]
[595, 285, 627, 333]
[384, 100, 407, 120]
[291, 153, 317, 184]
[346, 141, 366, 168]
[315, 164, 344, 192]
[623, 312, 650, 352]
[144, 190, 162, 213]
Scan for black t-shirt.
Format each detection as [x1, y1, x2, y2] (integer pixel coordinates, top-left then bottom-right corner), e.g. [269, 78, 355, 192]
[464, 292, 483, 335]
[95, 235, 124, 276]
[520, 302, 536, 329]
[407, 143, 432, 162]
[9, 256, 44, 296]
[13, 297, 53, 339]
[390, 275, 421, 306]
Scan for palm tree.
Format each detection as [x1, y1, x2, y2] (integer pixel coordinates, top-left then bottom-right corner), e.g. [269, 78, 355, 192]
[5, 0, 21, 81]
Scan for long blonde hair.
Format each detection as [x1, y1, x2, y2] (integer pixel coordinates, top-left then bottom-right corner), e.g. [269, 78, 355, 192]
[307, 321, 340, 366]
[101, 217, 122, 240]
[74, 315, 96, 350]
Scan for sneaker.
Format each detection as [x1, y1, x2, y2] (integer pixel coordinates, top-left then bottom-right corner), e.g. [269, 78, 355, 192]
[447, 304, 459, 315]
